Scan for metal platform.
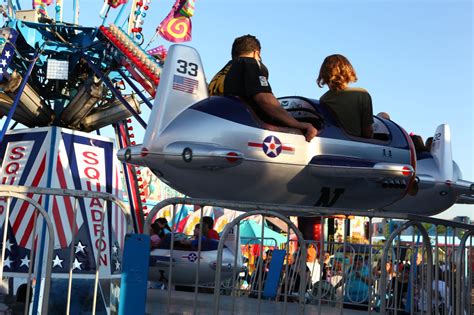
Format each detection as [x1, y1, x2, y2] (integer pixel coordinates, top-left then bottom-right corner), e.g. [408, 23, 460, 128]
[145, 289, 368, 315]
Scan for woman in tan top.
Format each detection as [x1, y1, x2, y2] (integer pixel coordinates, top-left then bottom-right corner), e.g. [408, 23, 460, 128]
[317, 54, 374, 138]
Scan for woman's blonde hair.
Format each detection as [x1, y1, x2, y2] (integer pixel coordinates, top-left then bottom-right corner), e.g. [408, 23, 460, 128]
[317, 54, 357, 91]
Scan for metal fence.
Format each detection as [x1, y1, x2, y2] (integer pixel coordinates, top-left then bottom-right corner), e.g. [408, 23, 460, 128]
[0, 185, 132, 315]
[0, 188, 471, 315]
[144, 198, 474, 315]
[296, 219, 472, 315]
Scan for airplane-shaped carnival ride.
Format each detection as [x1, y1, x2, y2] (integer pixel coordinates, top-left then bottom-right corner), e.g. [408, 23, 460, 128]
[119, 45, 474, 216]
[0, 0, 470, 299]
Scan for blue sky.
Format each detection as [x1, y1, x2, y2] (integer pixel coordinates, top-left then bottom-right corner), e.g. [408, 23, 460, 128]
[7, 0, 474, 218]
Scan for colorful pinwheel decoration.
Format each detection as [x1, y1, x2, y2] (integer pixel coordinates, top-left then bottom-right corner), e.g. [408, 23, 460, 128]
[157, 0, 195, 43]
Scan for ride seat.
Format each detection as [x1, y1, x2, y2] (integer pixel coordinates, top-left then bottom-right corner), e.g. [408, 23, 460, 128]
[191, 96, 303, 136]
[278, 96, 323, 129]
[319, 102, 390, 143]
[238, 98, 303, 135]
[373, 118, 390, 141]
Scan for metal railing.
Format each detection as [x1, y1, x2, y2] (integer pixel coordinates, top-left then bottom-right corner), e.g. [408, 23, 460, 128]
[144, 198, 309, 315]
[379, 221, 433, 314]
[456, 230, 474, 315]
[214, 210, 306, 315]
[144, 198, 474, 315]
[0, 185, 133, 315]
[0, 190, 54, 315]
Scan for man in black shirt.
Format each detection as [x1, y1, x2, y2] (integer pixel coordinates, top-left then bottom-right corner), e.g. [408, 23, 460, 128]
[209, 35, 317, 142]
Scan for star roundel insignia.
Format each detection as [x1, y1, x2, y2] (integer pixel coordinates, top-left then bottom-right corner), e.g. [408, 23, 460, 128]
[188, 253, 198, 262]
[262, 135, 282, 158]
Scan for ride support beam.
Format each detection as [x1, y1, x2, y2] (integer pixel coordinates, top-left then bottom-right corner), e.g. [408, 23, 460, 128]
[117, 68, 154, 110]
[81, 55, 148, 129]
[0, 51, 38, 146]
[73, 0, 80, 24]
[114, 122, 145, 233]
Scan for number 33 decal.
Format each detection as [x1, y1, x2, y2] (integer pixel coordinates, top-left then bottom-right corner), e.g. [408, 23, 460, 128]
[176, 59, 198, 77]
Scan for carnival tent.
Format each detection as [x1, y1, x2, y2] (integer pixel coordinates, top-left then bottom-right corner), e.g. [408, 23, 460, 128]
[239, 220, 288, 246]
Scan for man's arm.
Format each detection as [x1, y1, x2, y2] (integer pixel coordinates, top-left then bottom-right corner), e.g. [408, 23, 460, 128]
[253, 92, 317, 142]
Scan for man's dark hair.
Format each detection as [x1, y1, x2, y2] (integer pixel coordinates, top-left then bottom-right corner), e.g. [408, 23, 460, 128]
[231, 34, 261, 59]
[202, 216, 214, 229]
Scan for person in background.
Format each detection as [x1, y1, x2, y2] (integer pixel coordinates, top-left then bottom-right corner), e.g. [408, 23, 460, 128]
[425, 137, 433, 151]
[377, 112, 391, 120]
[410, 134, 427, 153]
[322, 252, 331, 281]
[150, 222, 161, 249]
[154, 217, 171, 239]
[307, 243, 317, 262]
[317, 54, 374, 138]
[306, 243, 321, 284]
[410, 134, 432, 160]
[344, 255, 371, 305]
[203, 216, 220, 240]
[180, 224, 218, 251]
[150, 218, 173, 249]
[389, 263, 410, 314]
[284, 251, 311, 295]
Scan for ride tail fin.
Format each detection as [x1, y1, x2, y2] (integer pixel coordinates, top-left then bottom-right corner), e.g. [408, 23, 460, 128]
[143, 44, 208, 145]
[430, 124, 453, 181]
[223, 226, 243, 266]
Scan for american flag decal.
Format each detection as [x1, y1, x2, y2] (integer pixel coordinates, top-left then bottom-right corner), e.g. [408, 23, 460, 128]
[0, 28, 18, 81]
[172, 75, 198, 94]
[0, 44, 14, 80]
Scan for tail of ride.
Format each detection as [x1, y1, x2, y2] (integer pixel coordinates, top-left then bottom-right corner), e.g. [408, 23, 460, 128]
[118, 44, 208, 166]
[429, 124, 453, 181]
[386, 124, 473, 214]
[427, 124, 474, 204]
[143, 45, 209, 146]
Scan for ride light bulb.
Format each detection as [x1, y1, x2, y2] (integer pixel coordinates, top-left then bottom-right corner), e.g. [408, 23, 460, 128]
[401, 166, 412, 176]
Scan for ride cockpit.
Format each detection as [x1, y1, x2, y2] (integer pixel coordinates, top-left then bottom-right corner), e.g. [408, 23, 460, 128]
[278, 96, 401, 145]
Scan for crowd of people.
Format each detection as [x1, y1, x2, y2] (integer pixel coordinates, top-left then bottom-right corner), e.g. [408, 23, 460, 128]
[304, 249, 456, 313]
[239, 244, 457, 314]
[146, 214, 461, 314]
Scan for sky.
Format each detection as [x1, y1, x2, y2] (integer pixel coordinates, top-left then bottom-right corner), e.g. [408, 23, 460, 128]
[5, 0, 474, 219]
